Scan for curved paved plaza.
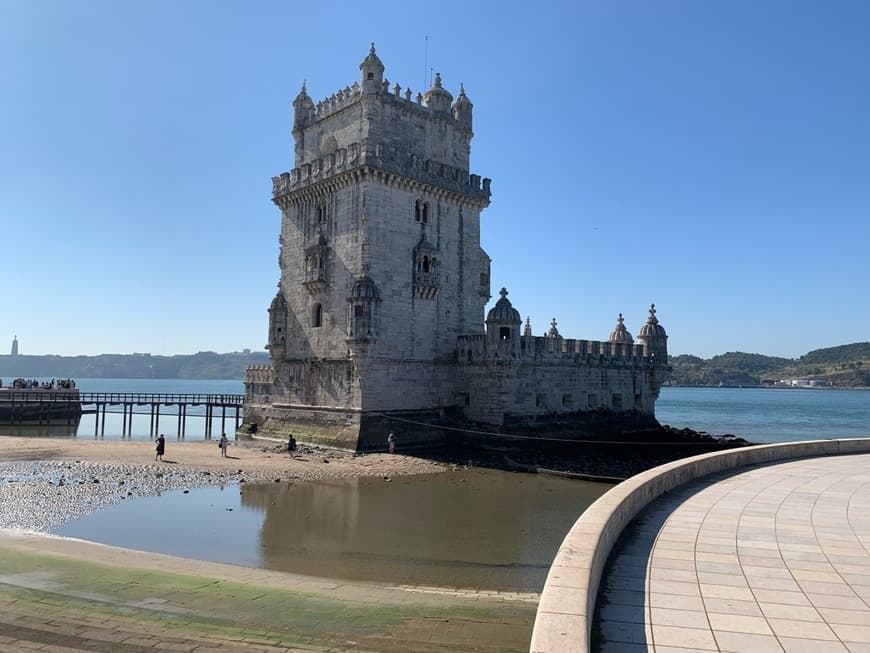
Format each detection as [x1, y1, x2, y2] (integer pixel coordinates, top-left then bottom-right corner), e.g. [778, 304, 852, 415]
[594, 453, 870, 652]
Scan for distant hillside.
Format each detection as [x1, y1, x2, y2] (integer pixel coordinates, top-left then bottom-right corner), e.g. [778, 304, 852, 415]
[669, 342, 870, 388]
[0, 351, 270, 381]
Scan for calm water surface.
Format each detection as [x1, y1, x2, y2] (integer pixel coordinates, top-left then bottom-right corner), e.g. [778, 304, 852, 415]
[658, 386, 870, 443]
[56, 468, 612, 591]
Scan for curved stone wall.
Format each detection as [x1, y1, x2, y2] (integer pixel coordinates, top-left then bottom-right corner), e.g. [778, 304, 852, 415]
[529, 438, 870, 653]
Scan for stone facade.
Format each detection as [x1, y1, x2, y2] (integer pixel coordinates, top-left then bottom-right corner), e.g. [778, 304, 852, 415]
[244, 45, 669, 450]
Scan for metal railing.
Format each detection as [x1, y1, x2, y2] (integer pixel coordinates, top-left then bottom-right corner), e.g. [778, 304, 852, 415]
[0, 391, 244, 406]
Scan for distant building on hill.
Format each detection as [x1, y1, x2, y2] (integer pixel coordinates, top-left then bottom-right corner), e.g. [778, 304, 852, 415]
[10, 336, 18, 357]
[243, 45, 670, 450]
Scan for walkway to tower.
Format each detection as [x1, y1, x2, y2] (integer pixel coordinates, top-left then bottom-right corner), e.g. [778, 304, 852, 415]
[530, 440, 870, 653]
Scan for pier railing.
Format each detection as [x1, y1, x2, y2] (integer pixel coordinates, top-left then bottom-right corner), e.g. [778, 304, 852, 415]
[0, 391, 243, 406]
[0, 391, 244, 436]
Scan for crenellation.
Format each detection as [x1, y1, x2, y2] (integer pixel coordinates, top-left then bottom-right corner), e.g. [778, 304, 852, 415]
[272, 140, 490, 206]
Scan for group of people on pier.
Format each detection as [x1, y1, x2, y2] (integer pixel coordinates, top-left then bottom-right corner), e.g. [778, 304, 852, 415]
[0, 377, 77, 390]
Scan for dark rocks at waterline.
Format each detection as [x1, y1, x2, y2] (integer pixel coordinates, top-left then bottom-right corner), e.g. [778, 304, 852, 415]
[442, 424, 752, 480]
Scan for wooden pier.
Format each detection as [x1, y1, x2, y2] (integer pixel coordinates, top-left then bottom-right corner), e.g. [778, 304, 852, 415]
[0, 391, 244, 438]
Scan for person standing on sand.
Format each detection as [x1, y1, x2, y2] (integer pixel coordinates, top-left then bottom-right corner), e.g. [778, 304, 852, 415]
[155, 434, 165, 462]
[219, 433, 229, 457]
[387, 431, 396, 454]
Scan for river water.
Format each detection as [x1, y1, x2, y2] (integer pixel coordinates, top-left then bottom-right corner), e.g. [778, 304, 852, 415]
[56, 469, 611, 591]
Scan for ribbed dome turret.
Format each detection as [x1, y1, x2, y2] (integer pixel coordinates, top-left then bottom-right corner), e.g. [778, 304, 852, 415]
[486, 288, 521, 325]
[637, 304, 667, 338]
[423, 72, 454, 113]
[609, 313, 634, 344]
[546, 318, 561, 339]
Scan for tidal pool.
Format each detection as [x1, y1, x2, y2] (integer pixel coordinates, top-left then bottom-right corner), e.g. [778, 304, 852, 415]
[55, 468, 612, 591]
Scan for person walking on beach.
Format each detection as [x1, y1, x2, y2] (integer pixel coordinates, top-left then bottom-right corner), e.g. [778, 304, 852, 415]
[219, 433, 229, 457]
[155, 434, 165, 462]
[387, 431, 396, 454]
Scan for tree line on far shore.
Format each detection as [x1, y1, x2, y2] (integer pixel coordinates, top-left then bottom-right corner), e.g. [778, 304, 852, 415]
[0, 351, 270, 381]
[669, 342, 870, 388]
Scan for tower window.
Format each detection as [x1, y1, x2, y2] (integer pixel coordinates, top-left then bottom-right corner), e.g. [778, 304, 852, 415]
[414, 200, 430, 223]
[317, 205, 327, 224]
[499, 327, 511, 341]
[367, 72, 373, 80]
[312, 303, 323, 328]
[422, 256, 430, 273]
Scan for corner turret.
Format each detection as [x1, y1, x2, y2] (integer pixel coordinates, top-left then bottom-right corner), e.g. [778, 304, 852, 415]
[485, 288, 522, 358]
[451, 83, 473, 133]
[359, 43, 385, 94]
[292, 82, 315, 131]
[636, 304, 667, 362]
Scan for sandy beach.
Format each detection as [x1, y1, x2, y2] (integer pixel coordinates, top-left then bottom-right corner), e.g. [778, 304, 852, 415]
[0, 435, 446, 479]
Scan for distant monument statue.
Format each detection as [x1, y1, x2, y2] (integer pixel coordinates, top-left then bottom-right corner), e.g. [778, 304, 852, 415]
[243, 45, 669, 450]
[10, 335, 18, 357]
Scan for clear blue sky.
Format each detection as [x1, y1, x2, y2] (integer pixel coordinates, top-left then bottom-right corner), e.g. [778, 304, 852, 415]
[2, 0, 868, 359]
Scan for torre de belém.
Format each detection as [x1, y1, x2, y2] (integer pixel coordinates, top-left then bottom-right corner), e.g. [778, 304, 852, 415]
[243, 45, 670, 450]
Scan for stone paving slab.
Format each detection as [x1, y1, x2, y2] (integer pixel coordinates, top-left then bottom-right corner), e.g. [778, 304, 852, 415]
[594, 453, 870, 652]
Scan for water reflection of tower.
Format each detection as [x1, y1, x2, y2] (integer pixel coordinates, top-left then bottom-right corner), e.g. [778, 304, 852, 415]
[242, 480, 360, 564]
[10, 335, 18, 356]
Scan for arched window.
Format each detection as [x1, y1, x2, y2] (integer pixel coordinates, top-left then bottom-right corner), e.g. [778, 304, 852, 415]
[313, 303, 323, 328]
[421, 202, 429, 224]
[422, 256, 430, 273]
[414, 200, 422, 222]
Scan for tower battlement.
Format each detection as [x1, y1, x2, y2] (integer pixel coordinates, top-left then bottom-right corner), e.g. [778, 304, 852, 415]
[291, 45, 477, 180]
[271, 140, 491, 205]
[307, 77, 466, 125]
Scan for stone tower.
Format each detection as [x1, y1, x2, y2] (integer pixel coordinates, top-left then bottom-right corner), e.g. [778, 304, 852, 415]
[247, 45, 492, 448]
[10, 335, 18, 357]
